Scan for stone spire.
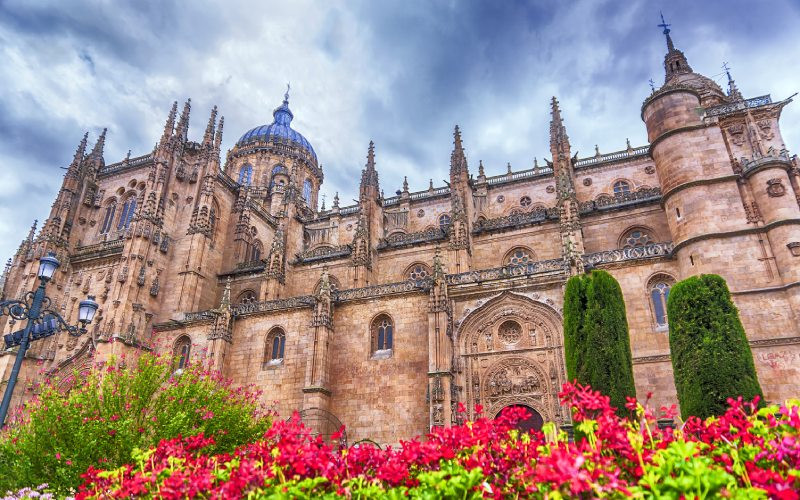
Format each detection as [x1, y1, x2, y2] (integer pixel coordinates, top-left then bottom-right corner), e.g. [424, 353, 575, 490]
[724, 63, 744, 101]
[89, 128, 107, 161]
[449, 125, 469, 181]
[214, 116, 224, 151]
[359, 141, 379, 198]
[160, 101, 178, 145]
[175, 99, 191, 142]
[68, 132, 88, 175]
[203, 105, 218, 146]
[658, 13, 692, 83]
[549, 97, 571, 164]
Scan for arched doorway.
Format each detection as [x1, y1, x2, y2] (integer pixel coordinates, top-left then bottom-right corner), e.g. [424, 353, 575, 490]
[497, 404, 544, 432]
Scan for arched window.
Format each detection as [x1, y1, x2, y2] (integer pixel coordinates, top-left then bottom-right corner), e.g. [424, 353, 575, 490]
[438, 214, 451, 232]
[621, 228, 653, 249]
[519, 196, 532, 208]
[303, 179, 313, 202]
[173, 335, 191, 370]
[249, 240, 263, 262]
[371, 314, 393, 357]
[613, 180, 631, 196]
[238, 164, 253, 185]
[100, 201, 116, 234]
[406, 263, 431, 282]
[117, 197, 137, 230]
[264, 328, 286, 365]
[648, 275, 675, 329]
[504, 247, 534, 268]
[209, 200, 219, 239]
[269, 164, 288, 188]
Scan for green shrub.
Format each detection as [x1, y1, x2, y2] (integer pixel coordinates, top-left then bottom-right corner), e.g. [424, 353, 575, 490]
[563, 270, 636, 414]
[667, 274, 763, 419]
[0, 350, 270, 495]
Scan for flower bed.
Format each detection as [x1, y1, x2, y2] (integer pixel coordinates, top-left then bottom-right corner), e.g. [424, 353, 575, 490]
[73, 383, 800, 498]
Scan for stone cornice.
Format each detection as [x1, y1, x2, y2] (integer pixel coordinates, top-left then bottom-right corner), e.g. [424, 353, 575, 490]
[731, 280, 800, 296]
[660, 175, 739, 203]
[672, 218, 800, 253]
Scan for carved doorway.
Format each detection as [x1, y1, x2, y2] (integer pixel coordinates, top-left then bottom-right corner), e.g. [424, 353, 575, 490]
[497, 404, 544, 432]
[455, 292, 569, 428]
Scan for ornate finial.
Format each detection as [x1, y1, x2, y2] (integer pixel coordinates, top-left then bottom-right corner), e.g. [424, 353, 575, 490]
[161, 101, 178, 143]
[478, 160, 485, 177]
[332, 191, 339, 209]
[214, 116, 224, 151]
[506, 162, 512, 174]
[533, 157, 539, 171]
[402, 176, 409, 192]
[454, 125, 462, 149]
[27, 219, 38, 242]
[89, 128, 107, 161]
[320, 193, 327, 210]
[723, 62, 743, 101]
[176, 99, 191, 140]
[428, 178, 434, 191]
[594, 145, 601, 157]
[203, 105, 218, 145]
[219, 276, 231, 310]
[658, 11, 674, 51]
[284, 83, 290, 103]
[648, 78, 655, 93]
[626, 138, 633, 152]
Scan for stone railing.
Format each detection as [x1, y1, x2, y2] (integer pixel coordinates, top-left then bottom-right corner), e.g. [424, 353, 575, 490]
[584, 242, 674, 267]
[71, 238, 125, 263]
[183, 310, 216, 322]
[333, 280, 423, 302]
[471, 207, 551, 235]
[100, 153, 153, 177]
[740, 148, 793, 176]
[217, 171, 239, 192]
[574, 146, 650, 169]
[410, 186, 450, 200]
[580, 187, 661, 214]
[446, 258, 567, 286]
[236, 259, 265, 270]
[295, 244, 352, 264]
[705, 94, 772, 118]
[486, 167, 553, 186]
[338, 204, 360, 215]
[233, 295, 316, 316]
[377, 226, 447, 249]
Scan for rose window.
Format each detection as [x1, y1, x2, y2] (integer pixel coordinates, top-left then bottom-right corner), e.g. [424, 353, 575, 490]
[408, 265, 429, 281]
[623, 230, 652, 248]
[520, 196, 532, 207]
[498, 320, 522, 344]
[507, 248, 532, 267]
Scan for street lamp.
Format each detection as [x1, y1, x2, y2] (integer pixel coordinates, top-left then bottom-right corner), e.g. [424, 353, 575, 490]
[0, 252, 98, 426]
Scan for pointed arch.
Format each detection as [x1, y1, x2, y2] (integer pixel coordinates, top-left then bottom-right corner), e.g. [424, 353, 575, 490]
[238, 164, 254, 185]
[403, 262, 432, 282]
[646, 272, 677, 330]
[370, 313, 394, 358]
[264, 327, 286, 365]
[173, 335, 192, 370]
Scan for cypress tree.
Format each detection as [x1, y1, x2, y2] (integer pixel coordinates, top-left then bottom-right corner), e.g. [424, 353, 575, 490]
[667, 274, 763, 419]
[562, 270, 637, 414]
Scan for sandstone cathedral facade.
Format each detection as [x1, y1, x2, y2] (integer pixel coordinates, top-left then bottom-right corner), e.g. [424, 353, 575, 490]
[2, 27, 799, 445]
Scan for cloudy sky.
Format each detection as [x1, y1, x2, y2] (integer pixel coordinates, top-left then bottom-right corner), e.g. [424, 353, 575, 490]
[1, 0, 799, 262]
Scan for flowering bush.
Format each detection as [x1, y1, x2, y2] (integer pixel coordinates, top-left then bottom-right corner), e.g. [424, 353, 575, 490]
[77, 383, 800, 499]
[0, 352, 270, 496]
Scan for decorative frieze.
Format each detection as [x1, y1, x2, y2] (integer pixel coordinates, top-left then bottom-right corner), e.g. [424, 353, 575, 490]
[446, 258, 567, 286]
[377, 227, 447, 250]
[584, 242, 674, 267]
[471, 208, 550, 235]
[295, 244, 351, 264]
[704, 94, 772, 118]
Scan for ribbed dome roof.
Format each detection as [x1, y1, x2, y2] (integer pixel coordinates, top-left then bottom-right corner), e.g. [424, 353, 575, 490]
[237, 93, 317, 161]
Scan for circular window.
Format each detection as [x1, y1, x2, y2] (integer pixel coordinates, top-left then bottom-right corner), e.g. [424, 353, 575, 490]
[417, 209, 425, 218]
[498, 320, 522, 344]
[496, 195, 505, 203]
[507, 248, 533, 267]
[520, 196, 532, 207]
[408, 265, 429, 281]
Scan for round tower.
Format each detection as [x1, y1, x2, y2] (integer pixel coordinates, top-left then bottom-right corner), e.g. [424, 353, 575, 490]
[642, 22, 800, 337]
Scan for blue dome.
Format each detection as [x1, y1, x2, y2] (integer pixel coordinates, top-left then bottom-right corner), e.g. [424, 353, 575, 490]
[237, 95, 317, 161]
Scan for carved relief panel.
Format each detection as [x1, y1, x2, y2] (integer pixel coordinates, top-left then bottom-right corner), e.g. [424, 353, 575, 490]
[457, 292, 569, 427]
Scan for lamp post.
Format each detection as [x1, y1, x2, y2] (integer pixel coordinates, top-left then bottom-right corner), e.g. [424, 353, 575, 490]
[0, 252, 98, 426]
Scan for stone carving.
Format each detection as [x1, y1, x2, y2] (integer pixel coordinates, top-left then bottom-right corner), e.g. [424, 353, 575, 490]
[485, 358, 543, 402]
[546, 185, 555, 193]
[295, 245, 351, 264]
[705, 94, 772, 118]
[645, 165, 656, 175]
[417, 209, 425, 218]
[727, 123, 746, 146]
[584, 242, 673, 266]
[757, 119, 774, 141]
[447, 258, 566, 286]
[767, 178, 786, 197]
[497, 320, 522, 344]
[472, 207, 550, 235]
[787, 242, 800, 257]
[378, 226, 447, 249]
[496, 195, 505, 203]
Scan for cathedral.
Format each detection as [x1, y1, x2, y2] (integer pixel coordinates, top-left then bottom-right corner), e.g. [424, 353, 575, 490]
[2, 25, 799, 446]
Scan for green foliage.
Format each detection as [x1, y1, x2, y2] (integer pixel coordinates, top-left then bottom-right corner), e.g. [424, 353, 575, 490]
[0, 351, 270, 495]
[562, 270, 636, 414]
[667, 274, 764, 420]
